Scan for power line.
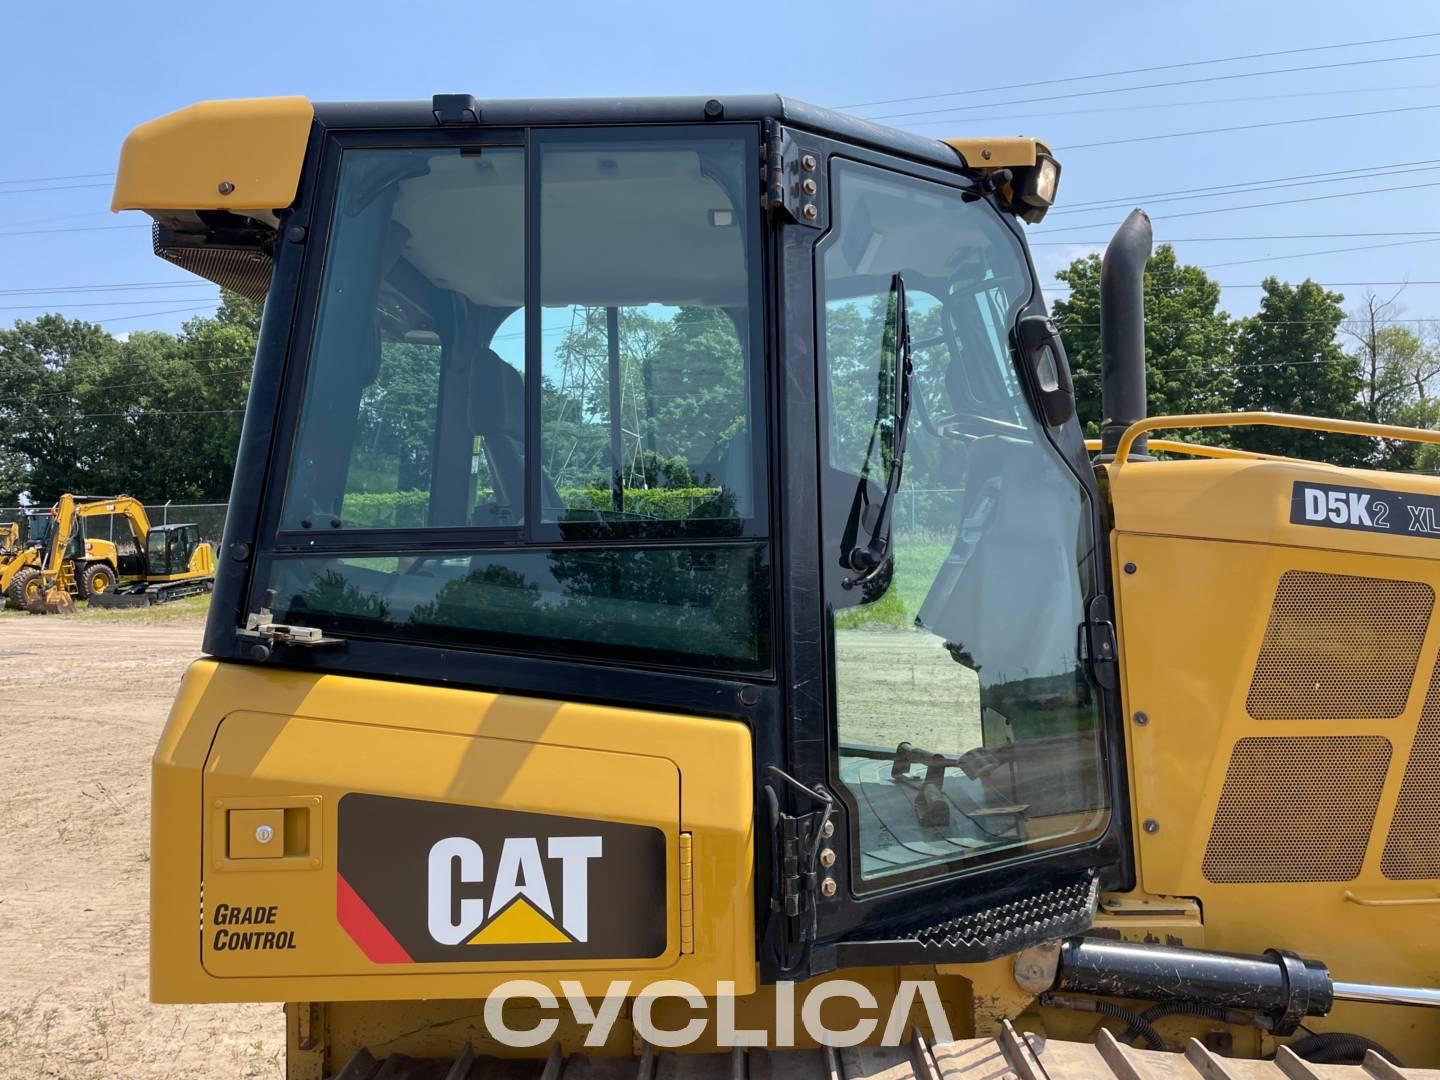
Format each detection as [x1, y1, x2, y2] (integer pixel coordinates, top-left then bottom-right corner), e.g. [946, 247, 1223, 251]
[1054, 317, 1440, 328]
[1036, 178, 1440, 233]
[1201, 237, 1440, 268]
[1047, 280, 1440, 290]
[13, 408, 245, 421]
[1027, 232, 1440, 245]
[0, 182, 114, 197]
[900, 81, 1440, 128]
[835, 31, 1440, 110]
[0, 224, 144, 238]
[0, 295, 223, 311]
[0, 171, 114, 186]
[91, 304, 219, 324]
[0, 281, 215, 297]
[1052, 160, 1440, 214]
[0, 209, 113, 229]
[866, 51, 1440, 122]
[17, 368, 251, 403]
[1060, 102, 1440, 150]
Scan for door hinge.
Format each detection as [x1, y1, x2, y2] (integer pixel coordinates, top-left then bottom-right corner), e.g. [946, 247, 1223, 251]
[763, 767, 835, 973]
[763, 121, 825, 229]
[679, 832, 695, 955]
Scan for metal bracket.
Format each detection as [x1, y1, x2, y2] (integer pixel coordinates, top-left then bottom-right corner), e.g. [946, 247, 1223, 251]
[239, 590, 343, 650]
[1013, 940, 1062, 995]
[763, 122, 825, 229]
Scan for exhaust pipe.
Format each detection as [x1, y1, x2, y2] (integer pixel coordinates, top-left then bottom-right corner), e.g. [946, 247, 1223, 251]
[1097, 208, 1153, 459]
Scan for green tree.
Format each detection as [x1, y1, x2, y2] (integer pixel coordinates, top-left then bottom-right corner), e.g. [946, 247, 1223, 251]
[0, 293, 259, 503]
[1232, 279, 1365, 464]
[1051, 244, 1235, 441]
[0, 313, 121, 502]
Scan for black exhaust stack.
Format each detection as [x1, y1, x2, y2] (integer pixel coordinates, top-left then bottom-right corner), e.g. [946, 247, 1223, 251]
[1097, 208, 1153, 459]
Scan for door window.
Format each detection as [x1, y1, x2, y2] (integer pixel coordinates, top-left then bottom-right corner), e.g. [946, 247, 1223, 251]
[819, 159, 1108, 888]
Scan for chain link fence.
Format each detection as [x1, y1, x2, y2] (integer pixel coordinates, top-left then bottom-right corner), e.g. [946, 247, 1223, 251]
[0, 502, 229, 546]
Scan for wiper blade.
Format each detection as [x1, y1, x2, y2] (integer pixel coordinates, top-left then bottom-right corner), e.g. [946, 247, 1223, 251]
[844, 271, 914, 590]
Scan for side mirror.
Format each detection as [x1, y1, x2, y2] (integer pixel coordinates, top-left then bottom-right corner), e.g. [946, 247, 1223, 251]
[1016, 314, 1075, 428]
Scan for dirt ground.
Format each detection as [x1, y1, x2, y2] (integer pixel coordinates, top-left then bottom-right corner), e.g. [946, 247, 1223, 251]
[0, 611, 284, 1079]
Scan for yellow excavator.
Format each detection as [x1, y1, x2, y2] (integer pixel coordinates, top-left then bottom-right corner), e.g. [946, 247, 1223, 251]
[5, 494, 215, 612]
[116, 96, 1440, 1078]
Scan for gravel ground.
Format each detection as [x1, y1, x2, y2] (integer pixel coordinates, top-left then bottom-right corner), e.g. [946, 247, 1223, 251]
[0, 611, 283, 1079]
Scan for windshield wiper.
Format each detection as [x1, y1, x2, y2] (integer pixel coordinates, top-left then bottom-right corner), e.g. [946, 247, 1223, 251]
[844, 272, 914, 590]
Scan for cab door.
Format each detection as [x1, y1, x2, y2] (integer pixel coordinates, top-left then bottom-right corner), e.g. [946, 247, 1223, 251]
[765, 133, 1130, 979]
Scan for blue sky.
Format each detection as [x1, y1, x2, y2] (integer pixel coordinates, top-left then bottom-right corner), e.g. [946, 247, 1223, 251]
[2, 0, 1437, 335]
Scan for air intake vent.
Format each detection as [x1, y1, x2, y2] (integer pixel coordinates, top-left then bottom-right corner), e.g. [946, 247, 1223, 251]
[1246, 571, 1432, 720]
[1203, 736, 1391, 883]
[1383, 654, 1440, 879]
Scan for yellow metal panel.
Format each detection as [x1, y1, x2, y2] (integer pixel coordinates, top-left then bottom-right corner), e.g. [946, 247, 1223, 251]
[941, 136, 1050, 169]
[111, 96, 313, 212]
[201, 713, 682, 978]
[1109, 462, 1440, 1065]
[151, 660, 756, 1003]
[1108, 457, 1440, 557]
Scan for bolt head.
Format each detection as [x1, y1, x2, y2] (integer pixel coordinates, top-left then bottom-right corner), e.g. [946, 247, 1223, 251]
[821, 819, 835, 838]
[218, 181, 235, 195]
[1133, 711, 1149, 726]
[820, 877, 837, 897]
[801, 154, 817, 171]
[801, 178, 817, 196]
[802, 203, 818, 220]
[819, 847, 836, 868]
[1123, 562, 1137, 575]
[1143, 819, 1160, 834]
[255, 824, 275, 844]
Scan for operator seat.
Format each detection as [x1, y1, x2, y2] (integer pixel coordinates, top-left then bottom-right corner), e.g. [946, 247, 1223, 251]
[917, 434, 1085, 693]
[466, 348, 561, 524]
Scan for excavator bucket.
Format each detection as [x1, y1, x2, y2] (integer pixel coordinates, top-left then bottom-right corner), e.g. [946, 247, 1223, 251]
[42, 585, 73, 615]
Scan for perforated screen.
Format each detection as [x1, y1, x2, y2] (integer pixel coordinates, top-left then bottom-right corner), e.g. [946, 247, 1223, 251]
[1382, 654, 1440, 879]
[1203, 736, 1391, 883]
[1246, 571, 1432, 720]
[153, 221, 273, 305]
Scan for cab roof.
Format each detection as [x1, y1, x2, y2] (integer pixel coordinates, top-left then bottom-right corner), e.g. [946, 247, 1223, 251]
[112, 94, 1053, 215]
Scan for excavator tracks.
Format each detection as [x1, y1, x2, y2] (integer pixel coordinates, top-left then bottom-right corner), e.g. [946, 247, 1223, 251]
[330, 1024, 1440, 1080]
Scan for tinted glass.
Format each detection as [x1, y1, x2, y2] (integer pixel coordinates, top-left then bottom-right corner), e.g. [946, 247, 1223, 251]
[267, 544, 771, 673]
[537, 133, 760, 529]
[819, 159, 1107, 887]
[281, 146, 526, 531]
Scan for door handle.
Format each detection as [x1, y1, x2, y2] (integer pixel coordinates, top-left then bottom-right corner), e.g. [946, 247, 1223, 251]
[1343, 890, 1440, 907]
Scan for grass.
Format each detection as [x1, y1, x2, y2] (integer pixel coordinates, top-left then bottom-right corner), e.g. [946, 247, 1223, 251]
[834, 541, 950, 631]
[0, 592, 210, 621]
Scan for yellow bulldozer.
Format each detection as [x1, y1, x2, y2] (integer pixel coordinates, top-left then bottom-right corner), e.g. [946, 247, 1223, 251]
[2, 494, 215, 612]
[114, 96, 1440, 1078]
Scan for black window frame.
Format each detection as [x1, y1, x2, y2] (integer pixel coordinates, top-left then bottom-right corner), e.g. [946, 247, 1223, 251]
[244, 120, 779, 681]
[765, 129, 1133, 980]
[261, 124, 769, 556]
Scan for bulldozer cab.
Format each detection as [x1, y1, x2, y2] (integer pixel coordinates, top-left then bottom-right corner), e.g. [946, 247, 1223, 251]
[116, 95, 1119, 981]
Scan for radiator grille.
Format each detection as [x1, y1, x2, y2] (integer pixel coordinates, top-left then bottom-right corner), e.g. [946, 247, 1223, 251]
[1382, 654, 1440, 878]
[1246, 571, 1432, 720]
[1203, 736, 1391, 883]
